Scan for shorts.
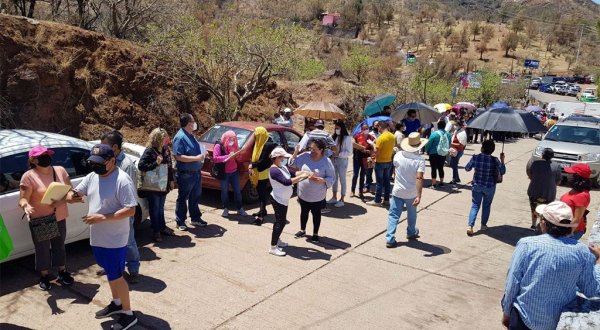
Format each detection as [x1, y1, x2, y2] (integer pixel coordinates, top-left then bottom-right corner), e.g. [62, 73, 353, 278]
[92, 246, 127, 281]
[529, 197, 548, 213]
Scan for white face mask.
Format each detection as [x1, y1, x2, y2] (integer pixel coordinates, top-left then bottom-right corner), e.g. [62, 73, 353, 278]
[335, 129, 341, 135]
[227, 141, 235, 147]
[192, 122, 198, 131]
[281, 158, 288, 167]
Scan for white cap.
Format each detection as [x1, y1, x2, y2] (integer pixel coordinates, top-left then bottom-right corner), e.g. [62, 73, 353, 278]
[535, 201, 577, 227]
[270, 147, 292, 158]
[283, 107, 292, 113]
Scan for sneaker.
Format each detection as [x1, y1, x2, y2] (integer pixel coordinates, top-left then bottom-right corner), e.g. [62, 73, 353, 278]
[407, 229, 420, 240]
[530, 225, 537, 231]
[269, 246, 286, 256]
[58, 270, 74, 286]
[153, 232, 163, 242]
[480, 225, 489, 231]
[308, 235, 320, 242]
[111, 312, 138, 330]
[160, 228, 175, 236]
[386, 241, 396, 248]
[39, 275, 51, 291]
[126, 271, 139, 284]
[221, 208, 229, 217]
[334, 201, 345, 208]
[294, 230, 305, 238]
[438, 182, 445, 187]
[253, 218, 263, 226]
[365, 201, 382, 207]
[191, 219, 207, 227]
[277, 239, 288, 248]
[326, 198, 337, 204]
[95, 301, 123, 319]
[237, 209, 248, 216]
[177, 224, 188, 231]
[321, 208, 331, 214]
[467, 226, 474, 237]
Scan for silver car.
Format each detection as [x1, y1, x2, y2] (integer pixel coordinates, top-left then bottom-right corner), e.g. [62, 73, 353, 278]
[0, 130, 149, 262]
[532, 117, 600, 186]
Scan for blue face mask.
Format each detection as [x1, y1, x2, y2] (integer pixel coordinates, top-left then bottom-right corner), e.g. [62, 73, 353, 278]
[281, 159, 288, 167]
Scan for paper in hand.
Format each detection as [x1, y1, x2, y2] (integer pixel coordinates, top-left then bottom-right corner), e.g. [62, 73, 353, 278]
[41, 182, 71, 205]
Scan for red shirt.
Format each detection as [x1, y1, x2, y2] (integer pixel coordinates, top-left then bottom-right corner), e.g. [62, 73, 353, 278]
[560, 190, 590, 232]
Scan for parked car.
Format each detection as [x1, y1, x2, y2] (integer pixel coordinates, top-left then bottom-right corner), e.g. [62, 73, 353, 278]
[529, 78, 541, 89]
[580, 89, 598, 102]
[198, 122, 302, 203]
[555, 84, 569, 95]
[0, 130, 149, 262]
[566, 86, 579, 97]
[538, 83, 554, 93]
[532, 116, 600, 187]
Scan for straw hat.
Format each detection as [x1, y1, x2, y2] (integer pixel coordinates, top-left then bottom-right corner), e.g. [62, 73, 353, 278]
[400, 132, 428, 152]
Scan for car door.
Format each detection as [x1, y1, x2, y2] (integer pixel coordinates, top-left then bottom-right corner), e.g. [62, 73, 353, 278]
[282, 130, 302, 153]
[0, 147, 91, 261]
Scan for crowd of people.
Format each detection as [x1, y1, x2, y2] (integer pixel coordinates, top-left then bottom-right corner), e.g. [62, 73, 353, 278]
[15, 106, 600, 330]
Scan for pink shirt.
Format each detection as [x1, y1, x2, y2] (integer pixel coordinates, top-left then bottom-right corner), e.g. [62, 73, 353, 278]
[20, 166, 70, 221]
[213, 144, 239, 174]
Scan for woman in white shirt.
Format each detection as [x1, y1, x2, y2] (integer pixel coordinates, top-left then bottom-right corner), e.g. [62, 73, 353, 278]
[327, 121, 353, 207]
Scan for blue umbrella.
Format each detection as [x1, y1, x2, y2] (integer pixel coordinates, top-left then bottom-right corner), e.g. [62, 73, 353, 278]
[489, 101, 510, 109]
[352, 116, 391, 135]
[362, 94, 396, 117]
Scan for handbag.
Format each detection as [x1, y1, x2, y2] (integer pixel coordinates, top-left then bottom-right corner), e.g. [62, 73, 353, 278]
[27, 167, 60, 242]
[210, 142, 227, 180]
[138, 158, 169, 192]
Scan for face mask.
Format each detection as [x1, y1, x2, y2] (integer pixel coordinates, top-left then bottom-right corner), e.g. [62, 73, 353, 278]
[163, 137, 171, 146]
[281, 158, 288, 167]
[36, 155, 52, 168]
[192, 122, 198, 131]
[90, 162, 108, 175]
[401, 126, 406, 132]
[335, 129, 341, 135]
[227, 141, 235, 147]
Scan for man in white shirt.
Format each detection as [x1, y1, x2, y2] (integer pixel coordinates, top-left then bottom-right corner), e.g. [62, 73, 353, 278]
[386, 132, 427, 248]
[278, 108, 294, 128]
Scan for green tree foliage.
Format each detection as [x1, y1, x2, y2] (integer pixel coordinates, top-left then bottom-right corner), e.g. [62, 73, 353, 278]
[501, 32, 519, 57]
[461, 71, 501, 108]
[341, 44, 377, 84]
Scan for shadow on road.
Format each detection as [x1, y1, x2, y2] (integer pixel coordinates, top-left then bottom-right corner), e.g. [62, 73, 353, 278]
[474, 224, 533, 246]
[323, 202, 367, 219]
[128, 274, 167, 294]
[187, 224, 227, 239]
[395, 240, 452, 257]
[100, 311, 171, 329]
[308, 236, 351, 251]
[0, 324, 32, 330]
[46, 281, 100, 315]
[284, 246, 331, 261]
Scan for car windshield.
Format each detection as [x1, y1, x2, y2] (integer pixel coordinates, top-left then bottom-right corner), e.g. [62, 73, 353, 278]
[545, 125, 600, 145]
[199, 125, 252, 148]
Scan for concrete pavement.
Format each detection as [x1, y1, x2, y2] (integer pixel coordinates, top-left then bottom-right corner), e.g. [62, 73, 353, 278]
[1, 137, 599, 329]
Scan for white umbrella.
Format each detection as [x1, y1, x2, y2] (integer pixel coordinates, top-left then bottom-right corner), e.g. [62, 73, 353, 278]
[391, 102, 442, 123]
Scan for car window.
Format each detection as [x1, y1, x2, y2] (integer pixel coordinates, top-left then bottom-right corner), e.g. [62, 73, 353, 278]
[269, 131, 283, 146]
[283, 131, 301, 153]
[545, 126, 600, 145]
[199, 125, 252, 148]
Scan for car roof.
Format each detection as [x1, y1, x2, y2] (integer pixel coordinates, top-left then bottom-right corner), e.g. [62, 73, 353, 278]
[560, 116, 600, 127]
[216, 121, 296, 131]
[0, 129, 92, 157]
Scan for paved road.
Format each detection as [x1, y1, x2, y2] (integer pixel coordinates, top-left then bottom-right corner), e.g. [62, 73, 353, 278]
[1, 138, 599, 329]
[528, 89, 580, 104]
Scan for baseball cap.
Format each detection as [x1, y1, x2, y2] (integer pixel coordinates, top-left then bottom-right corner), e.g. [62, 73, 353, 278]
[270, 147, 292, 158]
[535, 201, 577, 228]
[29, 145, 55, 158]
[563, 163, 591, 179]
[283, 107, 292, 113]
[315, 119, 325, 128]
[87, 144, 115, 164]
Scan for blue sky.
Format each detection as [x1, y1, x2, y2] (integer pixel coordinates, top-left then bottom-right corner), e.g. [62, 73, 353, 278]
[594, 0, 600, 4]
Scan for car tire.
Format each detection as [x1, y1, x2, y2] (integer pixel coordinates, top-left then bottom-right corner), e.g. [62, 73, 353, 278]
[241, 182, 259, 204]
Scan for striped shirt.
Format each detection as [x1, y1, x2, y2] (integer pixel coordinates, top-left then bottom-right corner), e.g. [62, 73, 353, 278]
[465, 153, 505, 188]
[501, 234, 600, 330]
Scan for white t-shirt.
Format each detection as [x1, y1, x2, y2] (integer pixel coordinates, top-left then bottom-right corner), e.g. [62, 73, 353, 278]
[392, 151, 426, 199]
[75, 168, 138, 248]
[394, 131, 404, 152]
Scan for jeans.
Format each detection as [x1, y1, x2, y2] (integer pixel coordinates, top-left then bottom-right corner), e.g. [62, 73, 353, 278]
[351, 156, 366, 194]
[450, 150, 464, 182]
[366, 167, 374, 190]
[386, 196, 418, 243]
[220, 171, 242, 210]
[374, 162, 392, 203]
[332, 157, 349, 195]
[299, 198, 322, 235]
[30, 219, 67, 272]
[175, 171, 203, 226]
[256, 179, 271, 216]
[147, 192, 167, 233]
[468, 185, 496, 227]
[270, 196, 288, 246]
[126, 216, 140, 273]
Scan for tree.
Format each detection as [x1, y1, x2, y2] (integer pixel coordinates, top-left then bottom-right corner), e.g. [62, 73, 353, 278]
[412, 25, 426, 52]
[103, 0, 162, 39]
[525, 22, 538, 41]
[476, 40, 488, 60]
[147, 17, 313, 121]
[457, 27, 470, 58]
[11, 0, 36, 18]
[511, 14, 525, 33]
[470, 20, 481, 41]
[368, 0, 393, 29]
[447, 30, 460, 52]
[341, 44, 376, 84]
[501, 32, 519, 57]
[566, 55, 575, 71]
[427, 33, 441, 57]
[481, 25, 494, 43]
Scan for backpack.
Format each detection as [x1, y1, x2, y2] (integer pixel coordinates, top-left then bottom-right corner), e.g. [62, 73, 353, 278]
[210, 141, 227, 180]
[436, 131, 450, 156]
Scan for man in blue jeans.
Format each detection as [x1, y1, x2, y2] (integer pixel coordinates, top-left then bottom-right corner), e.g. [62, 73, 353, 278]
[465, 140, 506, 236]
[173, 113, 207, 231]
[385, 132, 427, 247]
[366, 121, 395, 207]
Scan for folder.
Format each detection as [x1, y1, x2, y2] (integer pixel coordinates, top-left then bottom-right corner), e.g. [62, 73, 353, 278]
[41, 182, 71, 205]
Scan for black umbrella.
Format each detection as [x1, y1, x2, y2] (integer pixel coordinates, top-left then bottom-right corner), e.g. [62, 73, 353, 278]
[515, 110, 547, 134]
[467, 107, 543, 152]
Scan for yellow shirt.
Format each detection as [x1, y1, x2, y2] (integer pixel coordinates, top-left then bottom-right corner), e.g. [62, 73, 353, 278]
[375, 131, 395, 163]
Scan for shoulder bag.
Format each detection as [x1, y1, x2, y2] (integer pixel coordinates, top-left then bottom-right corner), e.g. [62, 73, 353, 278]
[138, 149, 169, 192]
[210, 142, 227, 180]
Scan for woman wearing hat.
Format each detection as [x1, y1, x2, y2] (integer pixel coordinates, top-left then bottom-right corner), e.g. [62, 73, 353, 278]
[560, 164, 592, 240]
[18, 145, 75, 290]
[267, 147, 310, 256]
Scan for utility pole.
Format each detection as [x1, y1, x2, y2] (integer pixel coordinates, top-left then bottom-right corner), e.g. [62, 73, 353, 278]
[575, 25, 583, 66]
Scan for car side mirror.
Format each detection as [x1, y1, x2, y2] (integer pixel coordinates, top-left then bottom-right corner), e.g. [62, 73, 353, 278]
[534, 134, 542, 141]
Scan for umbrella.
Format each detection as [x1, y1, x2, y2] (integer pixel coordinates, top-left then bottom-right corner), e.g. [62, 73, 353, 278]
[489, 101, 510, 109]
[295, 102, 346, 120]
[467, 107, 540, 152]
[434, 103, 452, 113]
[455, 102, 477, 111]
[362, 94, 396, 117]
[391, 102, 442, 123]
[351, 116, 391, 135]
[516, 110, 547, 133]
[525, 105, 544, 112]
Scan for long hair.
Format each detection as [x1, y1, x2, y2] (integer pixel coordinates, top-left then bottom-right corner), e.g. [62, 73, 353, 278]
[146, 128, 167, 151]
[568, 174, 592, 192]
[332, 120, 349, 151]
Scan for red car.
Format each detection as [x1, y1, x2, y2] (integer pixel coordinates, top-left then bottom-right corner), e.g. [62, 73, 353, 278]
[198, 121, 302, 202]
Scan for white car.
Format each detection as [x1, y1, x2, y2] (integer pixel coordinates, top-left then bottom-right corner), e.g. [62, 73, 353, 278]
[0, 130, 149, 262]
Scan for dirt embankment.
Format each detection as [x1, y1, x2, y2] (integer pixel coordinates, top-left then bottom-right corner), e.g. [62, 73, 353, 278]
[0, 14, 312, 144]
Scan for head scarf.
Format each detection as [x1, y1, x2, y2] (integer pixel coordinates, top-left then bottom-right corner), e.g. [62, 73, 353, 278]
[250, 127, 269, 186]
[221, 130, 239, 153]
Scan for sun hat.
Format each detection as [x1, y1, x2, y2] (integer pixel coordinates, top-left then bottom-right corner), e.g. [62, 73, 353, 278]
[87, 144, 115, 164]
[270, 147, 292, 159]
[28, 145, 55, 158]
[563, 163, 591, 179]
[535, 201, 577, 228]
[400, 132, 428, 152]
